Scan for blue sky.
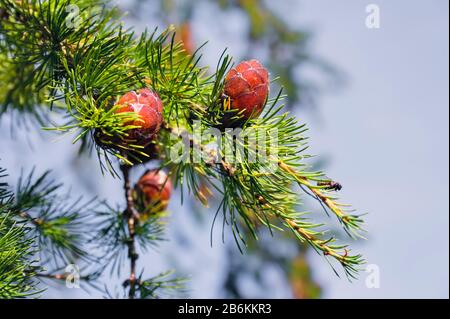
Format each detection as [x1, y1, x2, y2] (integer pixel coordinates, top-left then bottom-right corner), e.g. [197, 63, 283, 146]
[292, 0, 449, 298]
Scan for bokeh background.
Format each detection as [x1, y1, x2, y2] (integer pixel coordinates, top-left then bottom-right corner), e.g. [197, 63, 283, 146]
[0, 0, 448, 298]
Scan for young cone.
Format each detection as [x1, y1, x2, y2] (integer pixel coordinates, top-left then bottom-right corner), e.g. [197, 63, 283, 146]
[94, 88, 164, 157]
[115, 88, 164, 143]
[223, 59, 269, 121]
[134, 169, 172, 219]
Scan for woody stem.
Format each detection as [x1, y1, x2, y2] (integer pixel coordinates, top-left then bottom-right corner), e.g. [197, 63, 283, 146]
[120, 164, 139, 299]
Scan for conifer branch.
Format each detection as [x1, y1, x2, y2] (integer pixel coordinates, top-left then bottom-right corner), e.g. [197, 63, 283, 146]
[0, 166, 42, 298]
[0, 0, 367, 292]
[160, 123, 364, 277]
[278, 160, 365, 239]
[34, 271, 93, 281]
[119, 164, 139, 299]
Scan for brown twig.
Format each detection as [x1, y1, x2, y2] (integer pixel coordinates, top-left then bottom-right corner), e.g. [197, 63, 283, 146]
[36, 273, 68, 280]
[120, 164, 139, 299]
[35, 272, 92, 281]
[17, 211, 44, 226]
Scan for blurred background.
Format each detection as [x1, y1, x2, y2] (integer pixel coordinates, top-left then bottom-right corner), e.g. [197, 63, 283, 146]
[0, 0, 448, 298]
